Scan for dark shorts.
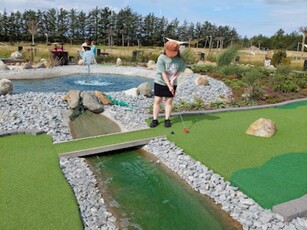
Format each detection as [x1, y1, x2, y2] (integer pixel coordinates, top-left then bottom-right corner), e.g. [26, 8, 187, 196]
[154, 83, 177, 98]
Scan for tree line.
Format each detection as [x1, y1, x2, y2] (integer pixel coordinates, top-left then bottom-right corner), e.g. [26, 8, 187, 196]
[0, 6, 304, 50]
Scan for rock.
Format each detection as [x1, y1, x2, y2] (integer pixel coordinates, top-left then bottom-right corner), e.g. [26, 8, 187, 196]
[94, 91, 113, 105]
[195, 75, 209, 86]
[80, 91, 104, 114]
[137, 82, 152, 97]
[116, 58, 122, 66]
[0, 63, 10, 71]
[43, 61, 52, 68]
[245, 118, 276, 138]
[10, 51, 22, 59]
[204, 61, 217, 66]
[197, 61, 205, 65]
[22, 62, 33, 69]
[124, 87, 139, 97]
[0, 79, 12, 95]
[184, 68, 193, 74]
[147, 60, 156, 70]
[62, 90, 81, 109]
[32, 62, 46, 69]
[147, 60, 155, 66]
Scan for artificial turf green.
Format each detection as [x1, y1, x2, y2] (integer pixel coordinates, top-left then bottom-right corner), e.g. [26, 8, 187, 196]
[166, 102, 307, 180]
[54, 101, 307, 210]
[231, 152, 307, 209]
[1, 100, 307, 227]
[0, 134, 83, 230]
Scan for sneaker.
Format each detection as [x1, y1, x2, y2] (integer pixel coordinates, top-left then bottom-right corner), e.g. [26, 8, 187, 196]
[150, 119, 159, 128]
[164, 119, 171, 128]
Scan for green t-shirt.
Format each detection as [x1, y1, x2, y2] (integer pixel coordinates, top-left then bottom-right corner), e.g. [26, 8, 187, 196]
[155, 54, 186, 86]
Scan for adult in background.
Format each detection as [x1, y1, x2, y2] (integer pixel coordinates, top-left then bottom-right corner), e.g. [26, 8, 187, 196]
[150, 41, 186, 128]
[78, 45, 97, 65]
[91, 41, 97, 57]
[81, 40, 89, 51]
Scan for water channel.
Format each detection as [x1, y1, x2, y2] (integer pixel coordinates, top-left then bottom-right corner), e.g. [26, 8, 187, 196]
[87, 149, 241, 230]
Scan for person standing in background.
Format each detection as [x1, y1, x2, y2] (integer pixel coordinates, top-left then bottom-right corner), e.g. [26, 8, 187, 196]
[91, 41, 97, 57]
[81, 40, 89, 51]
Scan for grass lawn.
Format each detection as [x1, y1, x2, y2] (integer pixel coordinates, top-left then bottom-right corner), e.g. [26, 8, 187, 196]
[1, 101, 306, 228]
[0, 135, 83, 230]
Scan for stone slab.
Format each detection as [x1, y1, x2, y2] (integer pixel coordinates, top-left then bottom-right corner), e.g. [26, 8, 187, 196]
[272, 194, 307, 221]
[59, 136, 164, 158]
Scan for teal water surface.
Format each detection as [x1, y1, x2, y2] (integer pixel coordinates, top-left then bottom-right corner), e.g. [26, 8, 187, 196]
[89, 150, 240, 230]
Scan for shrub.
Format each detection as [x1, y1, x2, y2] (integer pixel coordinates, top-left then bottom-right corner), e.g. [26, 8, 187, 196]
[293, 72, 307, 88]
[191, 64, 217, 73]
[271, 50, 289, 67]
[216, 46, 239, 67]
[173, 98, 206, 111]
[216, 64, 249, 77]
[258, 66, 276, 77]
[273, 74, 299, 93]
[206, 53, 216, 62]
[181, 48, 197, 65]
[275, 65, 291, 75]
[242, 68, 264, 100]
[222, 78, 245, 90]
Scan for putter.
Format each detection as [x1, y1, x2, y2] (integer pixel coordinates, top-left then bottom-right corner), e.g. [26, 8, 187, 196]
[179, 114, 189, 133]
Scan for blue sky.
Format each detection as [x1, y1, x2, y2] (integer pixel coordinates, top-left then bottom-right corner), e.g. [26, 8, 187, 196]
[1, 0, 306, 38]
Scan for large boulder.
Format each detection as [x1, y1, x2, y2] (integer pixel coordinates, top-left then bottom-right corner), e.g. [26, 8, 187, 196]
[0, 79, 13, 95]
[124, 87, 139, 97]
[184, 68, 193, 74]
[22, 62, 33, 69]
[116, 58, 122, 66]
[94, 90, 113, 105]
[137, 82, 152, 97]
[32, 62, 46, 69]
[10, 51, 22, 59]
[195, 75, 209, 86]
[245, 118, 276, 138]
[80, 91, 104, 114]
[62, 90, 81, 109]
[0, 63, 10, 71]
[147, 60, 156, 70]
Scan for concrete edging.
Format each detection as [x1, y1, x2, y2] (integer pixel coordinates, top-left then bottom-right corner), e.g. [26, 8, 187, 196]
[170, 97, 307, 117]
[272, 194, 307, 221]
[0, 128, 46, 137]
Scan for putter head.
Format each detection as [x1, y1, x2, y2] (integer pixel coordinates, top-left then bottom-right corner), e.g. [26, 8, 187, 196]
[183, 128, 189, 133]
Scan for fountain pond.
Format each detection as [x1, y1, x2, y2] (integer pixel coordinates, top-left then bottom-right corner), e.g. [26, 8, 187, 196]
[86, 149, 242, 230]
[11, 73, 153, 94]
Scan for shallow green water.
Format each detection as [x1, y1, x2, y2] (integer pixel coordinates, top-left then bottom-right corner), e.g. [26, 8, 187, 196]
[89, 150, 240, 230]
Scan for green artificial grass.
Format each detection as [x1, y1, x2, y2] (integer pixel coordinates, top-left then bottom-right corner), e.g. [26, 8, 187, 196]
[275, 100, 307, 110]
[165, 102, 307, 180]
[0, 134, 83, 230]
[1, 100, 307, 228]
[55, 101, 307, 210]
[231, 152, 307, 209]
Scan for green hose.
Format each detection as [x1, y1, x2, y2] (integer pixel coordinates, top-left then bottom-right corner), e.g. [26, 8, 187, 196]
[105, 95, 130, 107]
